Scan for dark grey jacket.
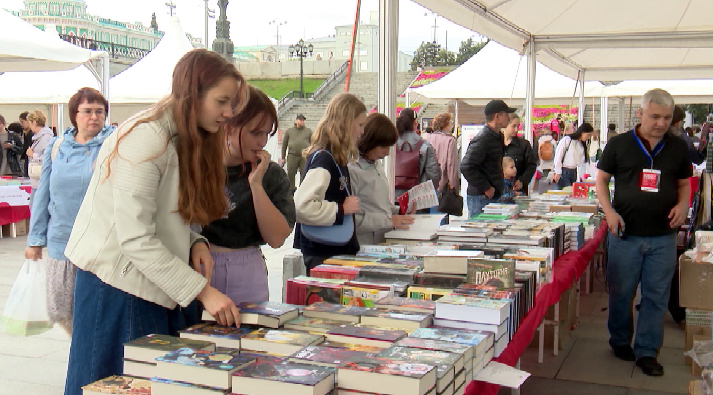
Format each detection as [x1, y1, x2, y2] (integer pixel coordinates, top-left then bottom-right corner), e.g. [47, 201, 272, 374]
[460, 125, 504, 198]
[0, 131, 24, 175]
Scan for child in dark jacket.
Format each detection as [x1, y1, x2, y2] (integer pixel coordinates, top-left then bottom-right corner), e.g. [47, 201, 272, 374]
[500, 156, 519, 203]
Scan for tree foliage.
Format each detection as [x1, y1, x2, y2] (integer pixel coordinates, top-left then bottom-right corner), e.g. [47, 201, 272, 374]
[411, 37, 489, 70]
[684, 104, 712, 124]
[455, 37, 489, 65]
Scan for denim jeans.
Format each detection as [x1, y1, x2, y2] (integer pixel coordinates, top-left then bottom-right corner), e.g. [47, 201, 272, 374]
[466, 195, 494, 219]
[64, 269, 201, 395]
[606, 233, 677, 360]
[557, 167, 577, 188]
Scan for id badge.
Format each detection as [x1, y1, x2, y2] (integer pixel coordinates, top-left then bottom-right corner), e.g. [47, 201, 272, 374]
[640, 169, 661, 192]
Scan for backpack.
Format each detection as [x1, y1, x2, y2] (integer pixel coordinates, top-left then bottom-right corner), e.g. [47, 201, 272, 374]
[539, 139, 555, 161]
[394, 139, 425, 190]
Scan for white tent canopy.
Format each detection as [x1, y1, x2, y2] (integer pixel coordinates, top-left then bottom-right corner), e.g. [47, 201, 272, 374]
[409, 41, 604, 105]
[0, 65, 99, 104]
[110, 16, 194, 103]
[0, 9, 105, 72]
[412, 0, 713, 81]
[604, 80, 713, 105]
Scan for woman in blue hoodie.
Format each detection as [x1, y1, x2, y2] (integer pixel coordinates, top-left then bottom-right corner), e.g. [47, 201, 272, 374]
[24, 88, 113, 336]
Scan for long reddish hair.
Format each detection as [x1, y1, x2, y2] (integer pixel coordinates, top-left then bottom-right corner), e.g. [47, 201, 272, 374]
[107, 49, 248, 225]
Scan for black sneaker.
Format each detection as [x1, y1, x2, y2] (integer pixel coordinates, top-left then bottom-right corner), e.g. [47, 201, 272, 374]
[636, 357, 664, 376]
[611, 345, 636, 361]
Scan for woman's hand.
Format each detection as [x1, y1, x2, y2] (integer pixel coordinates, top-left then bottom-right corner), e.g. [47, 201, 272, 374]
[196, 285, 241, 327]
[190, 242, 213, 281]
[26, 147, 33, 157]
[392, 215, 414, 230]
[513, 180, 523, 191]
[552, 173, 561, 183]
[248, 150, 270, 188]
[343, 196, 360, 215]
[24, 246, 42, 261]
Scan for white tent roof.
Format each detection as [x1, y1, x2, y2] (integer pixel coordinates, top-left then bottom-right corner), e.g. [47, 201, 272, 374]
[409, 41, 604, 105]
[412, 0, 713, 81]
[110, 16, 194, 103]
[604, 80, 713, 104]
[0, 65, 99, 104]
[0, 9, 105, 72]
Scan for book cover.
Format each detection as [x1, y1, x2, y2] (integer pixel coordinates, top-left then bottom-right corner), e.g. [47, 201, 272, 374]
[375, 296, 435, 313]
[82, 376, 151, 394]
[291, 345, 378, 365]
[150, 378, 226, 394]
[327, 325, 406, 342]
[358, 266, 419, 284]
[407, 286, 451, 301]
[360, 309, 432, 323]
[347, 277, 410, 293]
[466, 258, 515, 289]
[378, 346, 459, 371]
[180, 323, 254, 341]
[341, 285, 392, 308]
[242, 329, 324, 346]
[237, 301, 300, 317]
[337, 354, 435, 377]
[124, 334, 214, 354]
[283, 316, 351, 334]
[436, 295, 509, 310]
[409, 328, 489, 348]
[413, 273, 467, 289]
[239, 352, 287, 364]
[285, 278, 344, 306]
[359, 245, 407, 255]
[309, 265, 361, 281]
[395, 337, 472, 358]
[156, 348, 254, 370]
[303, 302, 372, 317]
[319, 341, 385, 353]
[231, 359, 336, 386]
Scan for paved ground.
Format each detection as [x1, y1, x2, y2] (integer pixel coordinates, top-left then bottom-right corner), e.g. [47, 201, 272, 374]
[0, 234, 693, 394]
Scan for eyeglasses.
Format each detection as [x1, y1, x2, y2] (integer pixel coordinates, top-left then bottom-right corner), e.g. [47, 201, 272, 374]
[78, 109, 106, 117]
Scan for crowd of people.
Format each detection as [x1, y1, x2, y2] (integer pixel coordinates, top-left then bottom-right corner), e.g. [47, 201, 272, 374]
[1, 47, 707, 394]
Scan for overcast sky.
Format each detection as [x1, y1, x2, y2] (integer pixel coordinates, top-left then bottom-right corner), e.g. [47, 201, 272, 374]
[6, 0, 484, 54]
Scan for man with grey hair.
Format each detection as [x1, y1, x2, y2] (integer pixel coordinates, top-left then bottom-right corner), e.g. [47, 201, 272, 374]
[595, 88, 692, 377]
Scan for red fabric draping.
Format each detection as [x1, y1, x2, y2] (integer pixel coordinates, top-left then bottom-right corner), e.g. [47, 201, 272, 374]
[465, 222, 607, 395]
[0, 205, 30, 226]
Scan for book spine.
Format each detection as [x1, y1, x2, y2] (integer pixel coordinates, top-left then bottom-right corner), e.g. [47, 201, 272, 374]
[285, 280, 307, 305]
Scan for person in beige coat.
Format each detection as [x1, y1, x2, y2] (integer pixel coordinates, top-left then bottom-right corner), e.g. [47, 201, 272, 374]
[63, 49, 249, 395]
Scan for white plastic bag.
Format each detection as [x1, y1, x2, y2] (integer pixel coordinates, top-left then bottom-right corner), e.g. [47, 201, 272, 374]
[0, 259, 52, 336]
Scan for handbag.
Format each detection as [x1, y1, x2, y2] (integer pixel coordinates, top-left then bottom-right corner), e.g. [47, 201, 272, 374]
[437, 183, 463, 217]
[300, 150, 355, 246]
[27, 135, 64, 180]
[0, 259, 52, 336]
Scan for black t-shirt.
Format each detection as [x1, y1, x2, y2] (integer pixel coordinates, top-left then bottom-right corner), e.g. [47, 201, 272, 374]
[597, 128, 692, 236]
[201, 162, 296, 249]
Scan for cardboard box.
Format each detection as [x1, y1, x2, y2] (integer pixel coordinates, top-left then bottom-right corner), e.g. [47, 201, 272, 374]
[688, 380, 702, 395]
[691, 335, 709, 376]
[679, 254, 713, 310]
[571, 204, 598, 214]
[1, 219, 27, 238]
[548, 205, 572, 213]
[685, 324, 712, 366]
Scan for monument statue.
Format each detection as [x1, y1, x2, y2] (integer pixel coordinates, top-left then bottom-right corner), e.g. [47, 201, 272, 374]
[212, 0, 234, 62]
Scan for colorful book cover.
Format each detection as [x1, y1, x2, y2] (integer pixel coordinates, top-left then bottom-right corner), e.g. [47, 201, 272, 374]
[231, 360, 335, 386]
[436, 295, 509, 310]
[337, 355, 435, 377]
[283, 316, 352, 334]
[238, 352, 287, 364]
[150, 378, 226, 393]
[156, 348, 254, 370]
[407, 286, 451, 301]
[347, 277, 410, 293]
[341, 285, 391, 307]
[395, 337, 471, 356]
[327, 325, 406, 342]
[309, 265, 361, 281]
[291, 345, 378, 365]
[286, 280, 344, 306]
[375, 296, 436, 312]
[409, 328, 488, 347]
[124, 334, 214, 353]
[358, 266, 419, 283]
[237, 301, 300, 317]
[180, 323, 254, 340]
[360, 309, 431, 323]
[413, 273, 467, 289]
[319, 341, 385, 353]
[466, 258, 515, 289]
[302, 302, 372, 317]
[82, 376, 151, 394]
[377, 346, 457, 376]
[243, 329, 324, 346]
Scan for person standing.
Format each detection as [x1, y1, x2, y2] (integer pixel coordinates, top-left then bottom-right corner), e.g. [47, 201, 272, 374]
[280, 114, 313, 192]
[63, 50, 246, 395]
[394, 108, 440, 200]
[0, 116, 24, 176]
[461, 100, 514, 218]
[502, 113, 537, 195]
[19, 111, 33, 177]
[552, 122, 594, 188]
[24, 88, 114, 336]
[26, 110, 54, 206]
[596, 89, 691, 377]
[424, 113, 459, 194]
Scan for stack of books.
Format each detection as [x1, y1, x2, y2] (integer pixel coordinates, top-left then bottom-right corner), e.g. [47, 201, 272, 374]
[82, 376, 151, 395]
[422, 250, 485, 275]
[482, 203, 519, 217]
[231, 354, 336, 395]
[122, 334, 215, 379]
[408, 327, 493, 382]
[436, 226, 493, 245]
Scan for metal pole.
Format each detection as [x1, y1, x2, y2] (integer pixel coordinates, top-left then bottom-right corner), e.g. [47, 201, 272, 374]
[524, 39, 536, 144]
[578, 72, 585, 126]
[204, 0, 208, 49]
[345, 0, 362, 92]
[599, 96, 608, 141]
[276, 24, 280, 61]
[378, 0, 398, 203]
[300, 53, 304, 98]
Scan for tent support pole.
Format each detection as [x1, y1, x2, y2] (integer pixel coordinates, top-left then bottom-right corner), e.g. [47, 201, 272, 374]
[56, 103, 64, 132]
[102, 54, 111, 125]
[599, 96, 607, 141]
[524, 39, 536, 144]
[454, 99, 459, 133]
[378, 0, 398, 203]
[618, 98, 625, 135]
[578, 71, 585, 126]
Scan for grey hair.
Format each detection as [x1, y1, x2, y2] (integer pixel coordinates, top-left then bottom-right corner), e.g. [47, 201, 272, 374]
[641, 88, 674, 109]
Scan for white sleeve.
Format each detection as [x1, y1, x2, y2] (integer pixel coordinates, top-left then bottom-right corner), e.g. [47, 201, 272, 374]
[294, 167, 339, 226]
[553, 137, 569, 175]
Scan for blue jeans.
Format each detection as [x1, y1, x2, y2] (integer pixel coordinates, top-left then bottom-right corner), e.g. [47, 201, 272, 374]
[606, 233, 677, 359]
[65, 269, 201, 395]
[557, 167, 577, 188]
[466, 195, 494, 219]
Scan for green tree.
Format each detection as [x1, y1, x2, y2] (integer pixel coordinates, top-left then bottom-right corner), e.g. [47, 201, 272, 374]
[455, 37, 489, 65]
[410, 41, 456, 70]
[684, 104, 712, 124]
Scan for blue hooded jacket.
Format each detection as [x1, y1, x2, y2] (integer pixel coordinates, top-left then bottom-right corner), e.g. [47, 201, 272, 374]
[27, 126, 114, 260]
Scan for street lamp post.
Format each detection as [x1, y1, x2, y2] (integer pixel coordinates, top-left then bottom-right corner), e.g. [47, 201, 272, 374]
[289, 39, 313, 98]
[268, 19, 286, 61]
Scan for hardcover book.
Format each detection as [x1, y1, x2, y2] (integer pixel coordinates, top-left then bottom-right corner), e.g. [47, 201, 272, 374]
[285, 277, 344, 306]
[283, 316, 353, 334]
[465, 258, 515, 289]
[179, 323, 254, 349]
[435, 295, 510, 325]
[309, 264, 361, 281]
[302, 302, 372, 323]
[123, 334, 215, 364]
[409, 328, 490, 355]
[155, 348, 255, 389]
[237, 301, 300, 328]
[82, 376, 151, 395]
[326, 325, 406, 348]
[336, 355, 437, 395]
[378, 345, 462, 376]
[374, 296, 436, 314]
[359, 309, 433, 330]
[122, 359, 156, 379]
[341, 285, 392, 308]
[240, 329, 325, 356]
[290, 345, 378, 367]
[231, 360, 336, 395]
[395, 337, 474, 361]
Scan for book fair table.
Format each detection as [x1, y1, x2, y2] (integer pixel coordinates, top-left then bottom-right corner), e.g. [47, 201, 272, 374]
[465, 223, 606, 395]
[0, 184, 31, 238]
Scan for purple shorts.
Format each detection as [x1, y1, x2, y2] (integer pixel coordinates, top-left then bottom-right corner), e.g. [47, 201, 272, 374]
[209, 247, 269, 305]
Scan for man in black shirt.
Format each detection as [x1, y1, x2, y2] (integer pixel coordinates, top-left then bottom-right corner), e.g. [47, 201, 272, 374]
[596, 89, 691, 377]
[19, 111, 33, 177]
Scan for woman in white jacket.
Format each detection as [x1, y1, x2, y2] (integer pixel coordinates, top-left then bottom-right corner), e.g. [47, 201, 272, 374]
[63, 49, 248, 395]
